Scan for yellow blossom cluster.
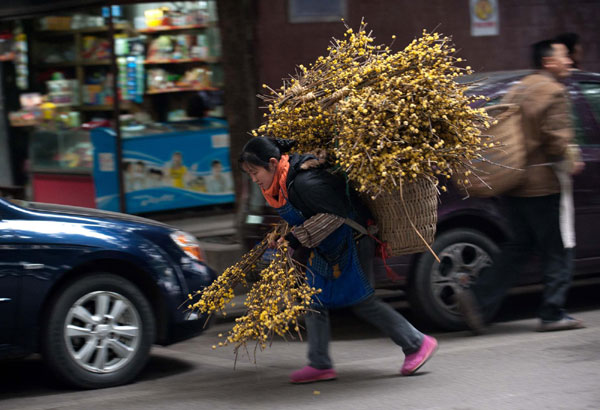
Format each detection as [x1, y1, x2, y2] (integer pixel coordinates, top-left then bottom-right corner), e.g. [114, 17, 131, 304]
[254, 21, 492, 197]
[188, 222, 319, 360]
[188, 236, 267, 315]
[226, 244, 320, 358]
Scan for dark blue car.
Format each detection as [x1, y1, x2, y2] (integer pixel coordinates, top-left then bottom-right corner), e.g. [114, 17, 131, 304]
[0, 198, 216, 389]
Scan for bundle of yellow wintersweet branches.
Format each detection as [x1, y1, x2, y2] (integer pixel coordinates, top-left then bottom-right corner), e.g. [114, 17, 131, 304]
[254, 20, 493, 197]
[188, 222, 320, 361]
[189, 21, 493, 360]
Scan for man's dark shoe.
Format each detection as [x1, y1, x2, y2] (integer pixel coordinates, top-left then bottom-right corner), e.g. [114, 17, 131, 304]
[456, 290, 485, 334]
[537, 316, 585, 332]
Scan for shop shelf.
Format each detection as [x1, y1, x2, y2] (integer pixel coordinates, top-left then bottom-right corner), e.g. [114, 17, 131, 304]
[146, 86, 217, 95]
[80, 59, 112, 66]
[38, 59, 112, 67]
[38, 61, 78, 67]
[36, 23, 131, 37]
[143, 57, 219, 64]
[137, 24, 209, 33]
[9, 118, 40, 127]
[77, 24, 131, 33]
[78, 102, 132, 111]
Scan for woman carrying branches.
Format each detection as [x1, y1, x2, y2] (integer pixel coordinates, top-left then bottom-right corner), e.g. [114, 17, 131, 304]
[239, 136, 438, 384]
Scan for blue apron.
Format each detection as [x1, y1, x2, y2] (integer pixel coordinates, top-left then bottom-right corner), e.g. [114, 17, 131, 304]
[275, 192, 374, 308]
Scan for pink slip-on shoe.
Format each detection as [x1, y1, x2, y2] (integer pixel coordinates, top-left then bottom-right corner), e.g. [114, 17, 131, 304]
[401, 335, 438, 376]
[289, 366, 338, 384]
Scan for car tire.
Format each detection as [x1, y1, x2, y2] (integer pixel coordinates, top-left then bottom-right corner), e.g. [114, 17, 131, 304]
[42, 273, 155, 389]
[408, 228, 501, 330]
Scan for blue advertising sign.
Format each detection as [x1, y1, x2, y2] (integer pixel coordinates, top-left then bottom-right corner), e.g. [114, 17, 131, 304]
[91, 119, 234, 214]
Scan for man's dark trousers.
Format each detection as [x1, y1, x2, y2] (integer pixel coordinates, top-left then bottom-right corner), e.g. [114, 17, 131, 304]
[472, 194, 573, 322]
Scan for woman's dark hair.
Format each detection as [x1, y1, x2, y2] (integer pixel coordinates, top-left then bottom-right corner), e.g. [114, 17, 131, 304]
[238, 136, 296, 168]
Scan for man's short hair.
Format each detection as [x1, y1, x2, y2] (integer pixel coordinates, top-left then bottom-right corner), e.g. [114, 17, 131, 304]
[532, 39, 558, 69]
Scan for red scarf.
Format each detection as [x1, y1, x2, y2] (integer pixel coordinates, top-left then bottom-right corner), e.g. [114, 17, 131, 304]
[261, 155, 290, 208]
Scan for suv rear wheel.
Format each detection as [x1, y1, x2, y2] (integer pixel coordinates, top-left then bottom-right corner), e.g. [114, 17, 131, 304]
[409, 228, 501, 330]
[43, 273, 155, 389]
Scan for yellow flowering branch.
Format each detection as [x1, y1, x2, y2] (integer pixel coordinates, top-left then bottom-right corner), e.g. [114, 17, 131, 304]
[253, 20, 493, 197]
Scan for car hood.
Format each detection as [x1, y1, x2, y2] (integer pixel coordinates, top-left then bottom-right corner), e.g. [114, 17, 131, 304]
[13, 200, 173, 229]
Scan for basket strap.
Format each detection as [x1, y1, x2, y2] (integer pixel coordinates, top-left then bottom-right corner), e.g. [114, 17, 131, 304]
[343, 218, 369, 235]
[344, 218, 403, 281]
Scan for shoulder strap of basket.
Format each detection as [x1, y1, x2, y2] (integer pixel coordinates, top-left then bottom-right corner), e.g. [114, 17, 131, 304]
[343, 217, 368, 235]
[343, 217, 402, 281]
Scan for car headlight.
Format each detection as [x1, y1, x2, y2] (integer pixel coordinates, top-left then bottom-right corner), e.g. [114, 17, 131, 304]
[170, 231, 205, 261]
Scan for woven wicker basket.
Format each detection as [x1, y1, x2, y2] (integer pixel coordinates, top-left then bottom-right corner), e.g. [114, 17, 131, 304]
[452, 103, 526, 197]
[366, 178, 438, 256]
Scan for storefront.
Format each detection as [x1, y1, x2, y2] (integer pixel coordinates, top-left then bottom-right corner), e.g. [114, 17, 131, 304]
[0, 1, 233, 213]
[91, 117, 233, 213]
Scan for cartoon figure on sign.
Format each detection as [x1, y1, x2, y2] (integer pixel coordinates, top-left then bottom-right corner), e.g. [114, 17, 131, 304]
[123, 161, 134, 192]
[206, 159, 233, 193]
[148, 168, 164, 188]
[189, 175, 207, 192]
[165, 152, 187, 188]
[131, 161, 148, 191]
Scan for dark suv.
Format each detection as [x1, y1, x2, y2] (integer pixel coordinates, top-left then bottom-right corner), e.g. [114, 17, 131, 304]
[241, 70, 600, 330]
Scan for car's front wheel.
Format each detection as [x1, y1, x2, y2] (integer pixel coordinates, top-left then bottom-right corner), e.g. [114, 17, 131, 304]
[43, 273, 155, 389]
[409, 228, 501, 330]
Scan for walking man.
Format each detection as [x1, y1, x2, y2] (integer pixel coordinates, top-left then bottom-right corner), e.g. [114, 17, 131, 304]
[457, 39, 585, 333]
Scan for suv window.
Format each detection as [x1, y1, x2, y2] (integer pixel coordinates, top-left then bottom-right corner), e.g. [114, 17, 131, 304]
[579, 82, 600, 121]
[570, 100, 587, 146]
[572, 82, 600, 145]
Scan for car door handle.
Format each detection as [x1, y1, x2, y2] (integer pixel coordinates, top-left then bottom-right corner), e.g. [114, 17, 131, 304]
[22, 263, 45, 270]
[0, 298, 11, 303]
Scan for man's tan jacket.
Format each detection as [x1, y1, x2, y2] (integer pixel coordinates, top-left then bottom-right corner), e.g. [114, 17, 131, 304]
[502, 71, 574, 197]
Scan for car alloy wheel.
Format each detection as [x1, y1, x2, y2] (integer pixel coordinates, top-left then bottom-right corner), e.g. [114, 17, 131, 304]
[43, 273, 155, 389]
[64, 291, 142, 374]
[431, 241, 493, 316]
[409, 229, 500, 330]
